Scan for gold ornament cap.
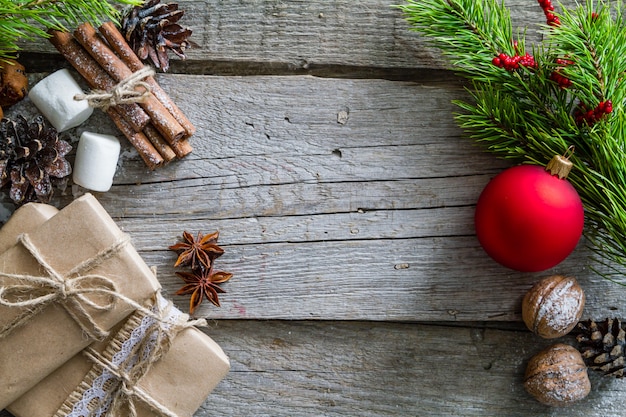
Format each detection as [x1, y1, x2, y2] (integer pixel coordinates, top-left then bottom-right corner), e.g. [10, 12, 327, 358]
[546, 147, 574, 179]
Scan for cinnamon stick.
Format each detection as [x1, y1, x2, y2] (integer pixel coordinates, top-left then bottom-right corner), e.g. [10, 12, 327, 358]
[99, 21, 196, 138]
[143, 124, 177, 162]
[169, 135, 194, 158]
[74, 23, 186, 145]
[108, 108, 164, 170]
[47, 30, 150, 132]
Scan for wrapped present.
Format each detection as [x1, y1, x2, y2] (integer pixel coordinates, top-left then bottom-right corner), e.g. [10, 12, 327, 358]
[0, 193, 161, 408]
[9, 293, 230, 417]
[0, 202, 59, 253]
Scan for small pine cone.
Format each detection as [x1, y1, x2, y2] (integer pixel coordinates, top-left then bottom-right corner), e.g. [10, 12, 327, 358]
[0, 115, 72, 205]
[121, 0, 193, 72]
[0, 119, 15, 186]
[576, 318, 626, 377]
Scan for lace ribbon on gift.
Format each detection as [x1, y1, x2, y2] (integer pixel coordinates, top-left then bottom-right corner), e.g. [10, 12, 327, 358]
[0, 233, 134, 341]
[56, 294, 206, 417]
[74, 66, 155, 111]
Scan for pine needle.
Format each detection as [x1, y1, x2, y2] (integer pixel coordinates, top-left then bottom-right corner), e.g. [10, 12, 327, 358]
[398, 0, 626, 282]
[0, 0, 143, 60]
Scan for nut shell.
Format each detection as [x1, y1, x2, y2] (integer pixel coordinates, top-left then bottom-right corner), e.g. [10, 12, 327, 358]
[0, 60, 27, 108]
[522, 275, 585, 339]
[524, 343, 590, 406]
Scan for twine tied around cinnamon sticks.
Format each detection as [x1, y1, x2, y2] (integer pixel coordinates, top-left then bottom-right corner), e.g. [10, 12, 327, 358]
[74, 66, 155, 111]
[0, 233, 130, 341]
[57, 296, 206, 417]
[49, 23, 195, 170]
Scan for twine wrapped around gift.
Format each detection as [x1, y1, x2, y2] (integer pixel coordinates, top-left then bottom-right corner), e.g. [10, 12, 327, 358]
[56, 295, 206, 417]
[74, 66, 155, 111]
[0, 233, 134, 341]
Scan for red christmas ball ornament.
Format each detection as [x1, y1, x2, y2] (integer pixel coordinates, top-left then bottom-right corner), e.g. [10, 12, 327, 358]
[474, 154, 584, 272]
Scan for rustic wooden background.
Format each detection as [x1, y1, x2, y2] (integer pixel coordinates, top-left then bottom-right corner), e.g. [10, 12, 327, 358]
[3, 0, 626, 415]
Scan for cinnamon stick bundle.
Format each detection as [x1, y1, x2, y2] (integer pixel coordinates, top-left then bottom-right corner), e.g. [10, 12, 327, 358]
[99, 21, 193, 159]
[50, 22, 196, 167]
[48, 30, 150, 133]
[74, 23, 186, 145]
[99, 21, 196, 138]
[49, 30, 164, 168]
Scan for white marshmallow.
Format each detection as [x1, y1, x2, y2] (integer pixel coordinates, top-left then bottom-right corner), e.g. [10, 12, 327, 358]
[73, 132, 120, 192]
[28, 69, 93, 132]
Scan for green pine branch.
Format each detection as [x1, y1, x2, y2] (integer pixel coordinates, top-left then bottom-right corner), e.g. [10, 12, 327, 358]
[399, 0, 626, 281]
[0, 0, 143, 60]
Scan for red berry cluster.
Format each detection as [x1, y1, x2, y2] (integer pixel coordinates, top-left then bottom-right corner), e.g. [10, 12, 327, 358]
[538, 0, 560, 26]
[574, 100, 613, 126]
[492, 52, 537, 71]
[550, 58, 574, 88]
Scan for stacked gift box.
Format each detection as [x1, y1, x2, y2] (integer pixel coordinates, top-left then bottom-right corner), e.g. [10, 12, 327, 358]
[0, 194, 230, 417]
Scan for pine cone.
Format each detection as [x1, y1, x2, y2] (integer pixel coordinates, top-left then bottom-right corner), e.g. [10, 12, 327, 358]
[0, 119, 15, 186]
[0, 115, 71, 205]
[576, 318, 626, 378]
[121, 0, 193, 72]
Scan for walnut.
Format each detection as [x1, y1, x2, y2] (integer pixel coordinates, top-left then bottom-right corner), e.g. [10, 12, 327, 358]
[524, 343, 590, 406]
[0, 59, 28, 108]
[522, 275, 585, 339]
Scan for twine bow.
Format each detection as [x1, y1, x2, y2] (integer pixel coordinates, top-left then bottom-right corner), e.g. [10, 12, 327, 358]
[0, 233, 130, 341]
[74, 66, 155, 111]
[59, 296, 206, 417]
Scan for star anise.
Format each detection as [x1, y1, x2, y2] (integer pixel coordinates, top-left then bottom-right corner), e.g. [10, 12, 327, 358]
[168, 230, 224, 270]
[175, 266, 233, 314]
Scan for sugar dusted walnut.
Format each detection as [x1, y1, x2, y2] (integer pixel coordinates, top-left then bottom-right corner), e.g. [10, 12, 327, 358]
[0, 59, 28, 108]
[522, 275, 585, 339]
[524, 343, 590, 406]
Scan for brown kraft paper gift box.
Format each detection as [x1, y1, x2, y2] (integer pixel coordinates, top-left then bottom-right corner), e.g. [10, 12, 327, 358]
[8, 293, 231, 417]
[0, 200, 230, 417]
[0, 203, 59, 253]
[0, 193, 161, 408]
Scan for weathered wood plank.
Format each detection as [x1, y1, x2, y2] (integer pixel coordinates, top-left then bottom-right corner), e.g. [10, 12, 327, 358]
[162, 321, 626, 416]
[192, 321, 625, 416]
[17, 0, 575, 74]
[135, 235, 622, 321]
[4, 321, 622, 417]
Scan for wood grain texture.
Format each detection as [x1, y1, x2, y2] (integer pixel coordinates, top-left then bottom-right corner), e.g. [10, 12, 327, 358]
[195, 320, 626, 416]
[18, 0, 574, 74]
[4, 321, 624, 417]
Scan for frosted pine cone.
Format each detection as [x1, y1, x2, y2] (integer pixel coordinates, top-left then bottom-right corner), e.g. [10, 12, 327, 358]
[121, 0, 193, 72]
[0, 115, 71, 205]
[576, 318, 626, 378]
